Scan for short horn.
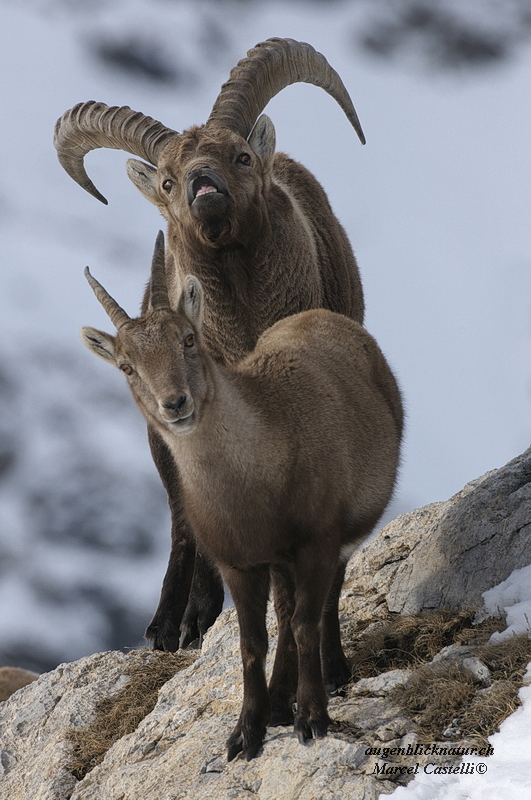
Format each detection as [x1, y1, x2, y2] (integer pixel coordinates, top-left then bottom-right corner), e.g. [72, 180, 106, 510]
[84, 266, 131, 329]
[149, 230, 171, 311]
[54, 101, 180, 204]
[206, 37, 365, 144]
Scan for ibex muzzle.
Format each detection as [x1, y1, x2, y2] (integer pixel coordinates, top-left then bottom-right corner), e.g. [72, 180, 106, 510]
[160, 394, 195, 427]
[187, 167, 229, 205]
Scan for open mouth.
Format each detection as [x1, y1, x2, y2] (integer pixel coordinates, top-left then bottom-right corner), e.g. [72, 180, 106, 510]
[187, 169, 228, 205]
[193, 177, 219, 198]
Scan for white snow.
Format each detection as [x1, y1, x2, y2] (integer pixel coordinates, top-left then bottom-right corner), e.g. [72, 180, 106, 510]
[482, 565, 531, 642]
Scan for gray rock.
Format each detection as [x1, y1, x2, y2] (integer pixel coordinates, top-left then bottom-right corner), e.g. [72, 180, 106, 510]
[429, 646, 491, 685]
[343, 446, 531, 616]
[431, 644, 476, 663]
[442, 725, 461, 739]
[348, 669, 411, 696]
[0, 630, 399, 800]
[461, 657, 492, 686]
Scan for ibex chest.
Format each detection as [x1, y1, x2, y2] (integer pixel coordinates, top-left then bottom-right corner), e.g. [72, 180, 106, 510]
[167, 420, 294, 566]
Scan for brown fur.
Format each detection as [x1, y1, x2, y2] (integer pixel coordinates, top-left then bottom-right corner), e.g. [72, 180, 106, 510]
[130, 128, 365, 362]
[81, 244, 402, 760]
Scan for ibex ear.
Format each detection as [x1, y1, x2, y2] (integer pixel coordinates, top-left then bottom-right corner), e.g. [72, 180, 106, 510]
[181, 275, 204, 329]
[80, 327, 117, 365]
[126, 159, 159, 205]
[248, 114, 276, 170]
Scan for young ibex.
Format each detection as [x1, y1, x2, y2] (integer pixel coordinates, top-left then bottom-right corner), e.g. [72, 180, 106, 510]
[55, 38, 367, 652]
[81, 232, 403, 761]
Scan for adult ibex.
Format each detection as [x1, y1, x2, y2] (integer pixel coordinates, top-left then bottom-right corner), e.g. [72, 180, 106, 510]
[55, 37, 367, 652]
[81, 231, 403, 760]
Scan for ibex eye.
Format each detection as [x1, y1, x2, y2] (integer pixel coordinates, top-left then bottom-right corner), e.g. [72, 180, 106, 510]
[184, 333, 195, 348]
[162, 179, 173, 192]
[237, 153, 251, 166]
[120, 364, 134, 375]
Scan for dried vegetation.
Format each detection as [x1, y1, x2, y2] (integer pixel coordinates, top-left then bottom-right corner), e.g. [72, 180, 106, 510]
[67, 649, 196, 780]
[345, 609, 531, 747]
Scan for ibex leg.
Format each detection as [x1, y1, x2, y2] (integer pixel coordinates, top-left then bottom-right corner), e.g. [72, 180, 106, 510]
[222, 565, 271, 761]
[180, 547, 224, 648]
[144, 425, 223, 650]
[320, 560, 351, 694]
[291, 546, 336, 743]
[268, 565, 298, 725]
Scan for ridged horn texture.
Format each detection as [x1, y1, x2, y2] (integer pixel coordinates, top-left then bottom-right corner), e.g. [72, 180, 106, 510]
[84, 266, 131, 329]
[149, 231, 171, 311]
[54, 101, 180, 204]
[206, 37, 365, 144]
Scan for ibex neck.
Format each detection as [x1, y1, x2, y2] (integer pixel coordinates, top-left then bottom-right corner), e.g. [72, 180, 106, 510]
[161, 364, 273, 481]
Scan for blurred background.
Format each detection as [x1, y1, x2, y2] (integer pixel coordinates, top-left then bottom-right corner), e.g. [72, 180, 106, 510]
[1, 0, 530, 674]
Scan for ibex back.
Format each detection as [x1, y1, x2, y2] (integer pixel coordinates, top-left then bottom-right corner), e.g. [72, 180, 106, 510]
[81, 232, 403, 761]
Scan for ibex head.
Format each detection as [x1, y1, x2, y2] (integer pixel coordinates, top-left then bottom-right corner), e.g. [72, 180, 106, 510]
[55, 38, 364, 248]
[125, 118, 277, 248]
[81, 231, 207, 432]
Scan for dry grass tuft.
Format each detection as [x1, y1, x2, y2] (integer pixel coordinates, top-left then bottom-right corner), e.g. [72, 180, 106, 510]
[389, 631, 531, 747]
[67, 649, 196, 779]
[478, 634, 531, 682]
[393, 661, 478, 740]
[457, 635, 531, 746]
[458, 680, 524, 746]
[345, 609, 502, 680]
[345, 608, 531, 748]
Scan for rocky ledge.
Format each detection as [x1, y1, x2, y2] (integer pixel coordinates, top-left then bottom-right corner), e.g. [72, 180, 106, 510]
[1, 448, 531, 800]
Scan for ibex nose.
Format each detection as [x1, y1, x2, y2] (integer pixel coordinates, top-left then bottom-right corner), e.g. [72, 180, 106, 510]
[160, 393, 194, 422]
[163, 395, 188, 413]
[186, 166, 227, 204]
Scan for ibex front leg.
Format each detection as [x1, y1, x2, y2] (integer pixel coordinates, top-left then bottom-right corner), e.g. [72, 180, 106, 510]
[222, 565, 271, 761]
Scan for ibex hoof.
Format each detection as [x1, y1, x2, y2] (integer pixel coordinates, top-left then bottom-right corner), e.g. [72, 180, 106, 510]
[226, 724, 265, 762]
[144, 619, 181, 652]
[294, 712, 330, 744]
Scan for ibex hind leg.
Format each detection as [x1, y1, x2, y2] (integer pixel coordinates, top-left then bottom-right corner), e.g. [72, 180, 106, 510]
[222, 565, 271, 761]
[321, 560, 351, 695]
[291, 547, 337, 743]
[268, 565, 298, 726]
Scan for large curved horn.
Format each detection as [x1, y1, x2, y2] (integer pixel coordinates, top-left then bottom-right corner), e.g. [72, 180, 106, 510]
[84, 266, 131, 329]
[206, 37, 365, 145]
[149, 230, 171, 311]
[54, 101, 180, 204]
